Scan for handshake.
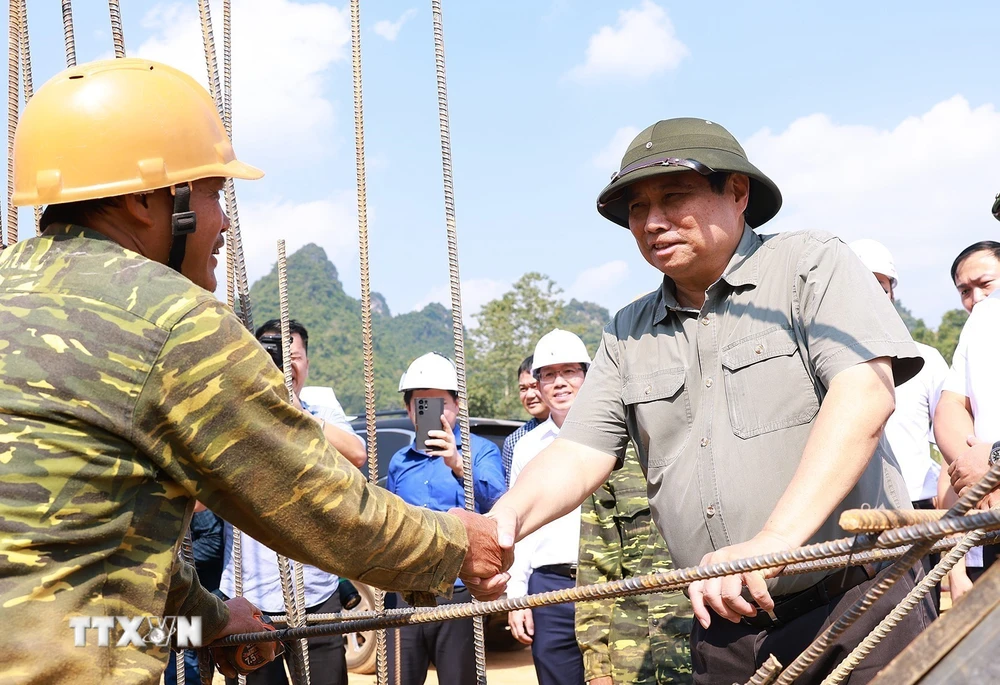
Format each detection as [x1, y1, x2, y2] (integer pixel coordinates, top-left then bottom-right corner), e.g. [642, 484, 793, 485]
[449, 507, 517, 601]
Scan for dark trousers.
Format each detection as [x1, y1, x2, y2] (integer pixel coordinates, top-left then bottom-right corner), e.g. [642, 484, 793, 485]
[691, 566, 936, 685]
[225, 591, 348, 685]
[527, 569, 585, 685]
[386, 585, 476, 685]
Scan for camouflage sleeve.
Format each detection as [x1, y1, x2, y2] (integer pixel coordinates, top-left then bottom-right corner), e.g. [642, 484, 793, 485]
[575, 482, 621, 682]
[132, 301, 468, 599]
[164, 558, 229, 642]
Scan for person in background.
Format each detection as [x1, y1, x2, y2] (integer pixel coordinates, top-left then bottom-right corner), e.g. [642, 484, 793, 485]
[575, 441, 694, 685]
[950, 240, 1000, 313]
[386, 353, 507, 685]
[507, 330, 592, 685]
[501, 355, 551, 486]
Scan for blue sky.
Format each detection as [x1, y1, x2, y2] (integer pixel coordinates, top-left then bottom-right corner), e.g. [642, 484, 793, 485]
[10, 1, 1000, 326]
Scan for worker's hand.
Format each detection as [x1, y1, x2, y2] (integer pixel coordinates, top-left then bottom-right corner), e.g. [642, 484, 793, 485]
[948, 564, 974, 605]
[449, 508, 513, 601]
[507, 608, 534, 644]
[949, 436, 992, 494]
[426, 415, 462, 479]
[486, 502, 520, 553]
[208, 597, 282, 678]
[688, 531, 793, 629]
[979, 489, 1000, 511]
[588, 677, 614, 685]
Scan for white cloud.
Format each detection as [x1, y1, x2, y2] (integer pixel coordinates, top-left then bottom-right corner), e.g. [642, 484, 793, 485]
[136, 0, 349, 164]
[374, 9, 417, 42]
[568, 1, 688, 82]
[567, 260, 631, 304]
[223, 191, 359, 297]
[744, 95, 1000, 324]
[592, 125, 640, 171]
[412, 278, 510, 326]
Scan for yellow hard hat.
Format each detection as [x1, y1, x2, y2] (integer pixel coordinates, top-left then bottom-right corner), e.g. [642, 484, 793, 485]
[13, 57, 262, 207]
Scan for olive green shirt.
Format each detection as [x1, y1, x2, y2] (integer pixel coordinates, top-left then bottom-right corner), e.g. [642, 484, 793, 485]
[0, 225, 467, 684]
[576, 444, 693, 684]
[560, 227, 920, 597]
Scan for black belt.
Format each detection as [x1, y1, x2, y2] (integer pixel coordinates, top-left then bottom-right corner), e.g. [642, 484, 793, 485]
[742, 564, 877, 629]
[535, 564, 577, 580]
[912, 498, 936, 510]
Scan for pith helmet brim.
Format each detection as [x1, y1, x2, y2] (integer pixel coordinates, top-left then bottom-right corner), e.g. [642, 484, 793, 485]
[596, 119, 782, 229]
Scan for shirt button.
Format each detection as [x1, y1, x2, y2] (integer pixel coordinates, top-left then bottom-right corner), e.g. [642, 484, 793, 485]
[644, 385, 652, 395]
[701, 316, 711, 326]
[706, 504, 717, 517]
[700, 437, 710, 447]
[705, 377, 713, 388]
[754, 344, 764, 355]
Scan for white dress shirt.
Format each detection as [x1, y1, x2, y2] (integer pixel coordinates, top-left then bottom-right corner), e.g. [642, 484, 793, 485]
[944, 293, 1000, 443]
[942, 292, 1000, 568]
[506, 418, 581, 599]
[884, 341, 948, 501]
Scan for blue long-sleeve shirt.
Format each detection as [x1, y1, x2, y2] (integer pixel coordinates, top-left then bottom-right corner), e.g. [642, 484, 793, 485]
[387, 425, 506, 514]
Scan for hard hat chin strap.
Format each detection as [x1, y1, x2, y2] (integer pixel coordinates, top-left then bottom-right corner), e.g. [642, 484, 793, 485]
[167, 183, 197, 273]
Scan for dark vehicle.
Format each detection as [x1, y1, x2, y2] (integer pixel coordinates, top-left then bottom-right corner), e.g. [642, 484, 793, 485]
[343, 411, 526, 674]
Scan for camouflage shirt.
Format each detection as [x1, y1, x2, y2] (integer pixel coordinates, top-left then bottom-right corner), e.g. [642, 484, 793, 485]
[0, 226, 467, 684]
[575, 445, 693, 684]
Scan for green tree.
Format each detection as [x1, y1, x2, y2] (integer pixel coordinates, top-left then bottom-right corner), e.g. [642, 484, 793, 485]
[933, 309, 969, 364]
[467, 273, 564, 418]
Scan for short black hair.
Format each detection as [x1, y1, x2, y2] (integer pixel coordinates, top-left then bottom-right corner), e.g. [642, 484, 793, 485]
[256, 318, 309, 353]
[39, 197, 124, 231]
[950, 241, 1000, 284]
[517, 356, 534, 378]
[403, 389, 459, 407]
[707, 171, 731, 195]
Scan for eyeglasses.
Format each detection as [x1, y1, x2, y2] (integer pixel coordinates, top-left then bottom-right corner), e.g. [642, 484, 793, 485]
[608, 156, 715, 185]
[538, 366, 585, 385]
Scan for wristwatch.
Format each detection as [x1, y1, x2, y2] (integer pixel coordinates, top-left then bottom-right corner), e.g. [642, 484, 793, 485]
[989, 441, 1000, 468]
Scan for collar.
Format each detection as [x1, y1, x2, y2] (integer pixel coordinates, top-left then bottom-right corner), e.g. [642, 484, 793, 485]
[535, 417, 560, 440]
[653, 224, 762, 324]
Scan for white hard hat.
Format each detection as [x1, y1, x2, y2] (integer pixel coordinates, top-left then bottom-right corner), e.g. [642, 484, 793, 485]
[849, 239, 898, 287]
[398, 352, 459, 392]
[531, 329, 591, 372]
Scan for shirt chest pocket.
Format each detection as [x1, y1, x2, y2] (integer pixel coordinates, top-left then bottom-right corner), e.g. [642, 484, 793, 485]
[720, 326, 820, 439]
[622, 368, 691, 468]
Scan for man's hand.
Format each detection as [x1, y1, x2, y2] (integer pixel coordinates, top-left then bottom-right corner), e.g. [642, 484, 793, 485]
[449, 508, 513, 601]
[507, 608, 534, 644]
[948, 562, 975, 604]
[208, 597, 281, 678]
[949, 436, 991, 494]
[588, 678, 614, 685]
[688, 531, 794, 629]
[426, 415, 462, 479]
[979, 489, 1000, 510]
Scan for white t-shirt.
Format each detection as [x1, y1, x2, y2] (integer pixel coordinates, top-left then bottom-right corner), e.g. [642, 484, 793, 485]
[884, 341, 948, 501]
[506, 418, 581, 598]
[944, 292, 1000, 444]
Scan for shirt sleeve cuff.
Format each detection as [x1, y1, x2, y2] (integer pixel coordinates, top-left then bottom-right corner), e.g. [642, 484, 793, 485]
[558, 421, 627, 466]
[816, 339, 923, 387]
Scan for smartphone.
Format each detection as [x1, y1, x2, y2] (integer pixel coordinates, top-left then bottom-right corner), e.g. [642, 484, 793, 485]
[414, 397, 445, 453]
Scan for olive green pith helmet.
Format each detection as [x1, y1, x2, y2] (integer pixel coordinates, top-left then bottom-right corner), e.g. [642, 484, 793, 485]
[597, 117, 782, 229]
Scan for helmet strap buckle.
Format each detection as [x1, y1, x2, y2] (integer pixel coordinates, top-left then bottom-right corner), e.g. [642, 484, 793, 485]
[167, 183, 196, 273]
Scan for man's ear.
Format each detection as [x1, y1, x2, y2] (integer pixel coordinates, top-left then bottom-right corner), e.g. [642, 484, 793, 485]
[122, 193, 156, 228]
[730, 173, 751, 216]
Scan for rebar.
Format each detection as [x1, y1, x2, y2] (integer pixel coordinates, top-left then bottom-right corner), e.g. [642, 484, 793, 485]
[773, 461, 1000, 685]
[839, 508, 947, 533]
[16, 0, 37, 233]
[61, 1, 75, 67]
[6, 0, 19, 247]
[347, 2, 389, 682]
[108, 0, 125, 58]
[429, 2, 488, 680]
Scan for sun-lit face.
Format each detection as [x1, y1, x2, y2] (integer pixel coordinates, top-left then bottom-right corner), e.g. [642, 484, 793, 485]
[181, 178, 229, 292]
[625, 172, 748, 286]
[954, 249, 1000, 313]
[518, 371, 548, 420]
[874, 273, 894, 302]
[537, 363, 586, 420]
